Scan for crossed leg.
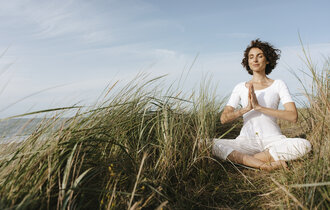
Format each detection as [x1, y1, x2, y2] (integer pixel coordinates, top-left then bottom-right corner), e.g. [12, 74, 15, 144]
[227, 149, 287, 171]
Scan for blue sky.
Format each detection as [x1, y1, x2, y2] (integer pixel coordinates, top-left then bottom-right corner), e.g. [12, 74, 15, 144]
[1, 0, 330, 117]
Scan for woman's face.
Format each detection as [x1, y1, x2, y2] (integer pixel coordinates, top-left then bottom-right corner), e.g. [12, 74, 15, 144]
[248, 47, 269, 74]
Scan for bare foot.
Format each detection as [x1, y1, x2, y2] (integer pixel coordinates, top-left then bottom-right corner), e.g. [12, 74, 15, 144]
[277, 160, 288, 170]
[259, 160, 288, 172]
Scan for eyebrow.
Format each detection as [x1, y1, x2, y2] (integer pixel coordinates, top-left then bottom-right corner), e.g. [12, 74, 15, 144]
[248, 53, 264, 56]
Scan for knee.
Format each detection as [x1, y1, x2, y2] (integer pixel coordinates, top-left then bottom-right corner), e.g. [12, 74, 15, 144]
[212, 139, 224, 157]
[273, 138, 312, 161]
[287, 138, 312, 159]
[212, 139, 234, 160]
[297, 138, 312, 155]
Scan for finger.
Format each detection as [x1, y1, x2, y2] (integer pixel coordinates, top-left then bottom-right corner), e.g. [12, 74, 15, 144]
[253, 93, 258, 104]
[251, 84, 255, 92]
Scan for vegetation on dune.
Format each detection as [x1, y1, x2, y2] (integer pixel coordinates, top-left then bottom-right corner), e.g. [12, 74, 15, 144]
[0, 53, 328, 209]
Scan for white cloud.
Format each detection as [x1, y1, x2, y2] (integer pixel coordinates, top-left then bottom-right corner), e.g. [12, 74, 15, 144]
[1, 1, 329, 117]
[0, 0, 156, 44]
[1, 41, 329, 117]
[154, 49, 177, 57]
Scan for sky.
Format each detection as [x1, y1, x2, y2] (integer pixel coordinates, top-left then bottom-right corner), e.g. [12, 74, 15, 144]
[0, 0, 330, 118]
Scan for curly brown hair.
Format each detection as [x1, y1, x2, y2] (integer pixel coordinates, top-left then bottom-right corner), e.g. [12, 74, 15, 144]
[241, 39, 281, 75]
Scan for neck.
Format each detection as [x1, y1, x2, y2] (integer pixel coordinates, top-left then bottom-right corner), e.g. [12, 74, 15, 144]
[251, 71, 268, 83]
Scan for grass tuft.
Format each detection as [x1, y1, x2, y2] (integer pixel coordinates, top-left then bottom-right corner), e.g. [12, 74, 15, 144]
[0, 52, 328, 209]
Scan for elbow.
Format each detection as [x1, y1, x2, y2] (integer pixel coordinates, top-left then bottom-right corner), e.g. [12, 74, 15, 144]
[291, 113, 298, 123]
[220, 115, 230, 124]
[220, 116, 227, 124]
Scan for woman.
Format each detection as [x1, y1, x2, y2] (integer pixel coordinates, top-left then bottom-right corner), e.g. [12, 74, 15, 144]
[212, 39, 311, 171]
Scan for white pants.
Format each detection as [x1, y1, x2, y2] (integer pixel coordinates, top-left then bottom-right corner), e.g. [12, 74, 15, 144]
[212, 135, 312, 161]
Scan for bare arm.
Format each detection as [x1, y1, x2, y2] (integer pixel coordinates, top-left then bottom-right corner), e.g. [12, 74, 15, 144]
[221, 85, 253, 124]
[220, 106, 251, 124]
[254, 102, 298, 123]
[250, 85, 298, 123]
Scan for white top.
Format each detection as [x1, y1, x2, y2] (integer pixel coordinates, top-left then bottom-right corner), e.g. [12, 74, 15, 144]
[227, 79, 294, 139]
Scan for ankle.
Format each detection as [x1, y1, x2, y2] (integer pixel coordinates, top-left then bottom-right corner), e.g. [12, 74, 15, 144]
[259, 162, 272, 171]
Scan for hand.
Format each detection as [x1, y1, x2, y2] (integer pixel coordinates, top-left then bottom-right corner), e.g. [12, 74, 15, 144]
[249, 84, 261, 110]
[244, 83, 253, 112]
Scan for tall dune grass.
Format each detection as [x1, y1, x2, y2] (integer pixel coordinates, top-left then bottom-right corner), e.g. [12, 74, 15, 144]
[0, 53, 328, 209]
[0, 74, 228, 209]
[266, 52, 329, 209]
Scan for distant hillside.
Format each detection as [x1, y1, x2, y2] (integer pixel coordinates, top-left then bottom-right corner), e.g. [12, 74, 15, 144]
[0, 118, 41, 137]
[0, 118, 68, 138]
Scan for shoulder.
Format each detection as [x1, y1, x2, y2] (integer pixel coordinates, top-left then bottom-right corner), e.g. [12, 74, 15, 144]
[272, 79, 286, 88]
[229, 82, 246, 95]
[228, 82, 246, 96]
[273, 80, 292, 96]
[273, 79, 289, 88]
[232, 82, 246, 90]
[273, 79, 288, 85]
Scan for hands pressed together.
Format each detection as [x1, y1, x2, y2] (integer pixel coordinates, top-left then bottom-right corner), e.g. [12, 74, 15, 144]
[245, 83, 261, 112]
[221, 82, 298, 124]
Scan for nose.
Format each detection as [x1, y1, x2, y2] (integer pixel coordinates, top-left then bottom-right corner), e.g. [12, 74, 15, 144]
[253, 56, 258, 62]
